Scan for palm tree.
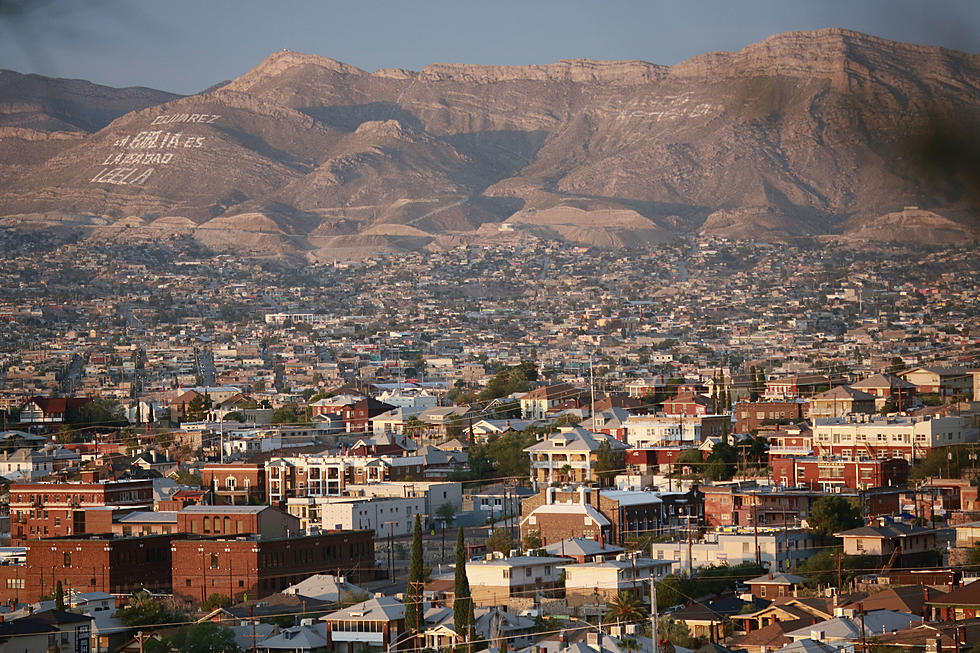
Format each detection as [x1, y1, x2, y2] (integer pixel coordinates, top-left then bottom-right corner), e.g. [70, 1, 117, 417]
[603, 590, 646, 624]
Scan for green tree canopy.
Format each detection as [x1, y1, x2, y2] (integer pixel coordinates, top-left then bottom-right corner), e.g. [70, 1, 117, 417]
[595, 440, 625, 486]
[114, 590, 186, 627]
[478, 361, 538, 401]
[167, 622, 238, 653]
[807, 495, 863, 538]
[454, 528, 476, 648]
[436, 501, 457, 525]
[404, 515, 425, 638]
[603, 590, 647, 624]
[486, 527, 515, 554]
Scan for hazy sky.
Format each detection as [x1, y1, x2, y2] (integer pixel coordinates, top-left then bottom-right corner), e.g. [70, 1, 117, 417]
[2, 0, 979, 95]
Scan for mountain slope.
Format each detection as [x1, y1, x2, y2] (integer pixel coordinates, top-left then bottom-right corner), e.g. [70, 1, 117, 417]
[1, 28, 978, 255]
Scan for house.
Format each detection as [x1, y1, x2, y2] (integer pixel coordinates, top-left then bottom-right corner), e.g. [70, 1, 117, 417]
[836, 520, 938, 568]
[19, 396, 92, 424]
[662, 392, 713, 416]
[0, 609, 93, 653]
[470, 484, 535, 518]
[899, 367, 973, 398]
[542, 537, 626, 563]
[746, 572, 806, 599]
[784, 609, 922, 644]
[282, 574, 368, 603]
[771, 456, 909, 492]
[810, 414, 978, 462]
[674, 596, 769, 641]
[521, 486, 669, 546]
[926, 580, 980, 620]
[423, 605, 536, 651]
[524, 426, 629, 488]
[177, 504, 301, 538]
[520, 383, 589, 420]
[851, 374, 917, 410]
[465, 552, 566, 606]
[765, 375, 830, 400]
[0, 448, 54, 480]
[807, 386, 876, 420]
[561, 553, 673, 607]
[321, 596, 405, 653]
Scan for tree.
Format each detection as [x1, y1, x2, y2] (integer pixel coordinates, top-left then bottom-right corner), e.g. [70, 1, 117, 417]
[436, 501, 457, 526]
[486, 527, 515, 554]
[252, 380, 266, 392]
[603, 590, 646, 624]
[454, 528, 476, 650]
[166, 622, 238, 653]
[202, 593, 231, 611]
[271, 405, 300, 424]
[75, 398, 126, 426]
[886, 357, 905, 375]
[404, 515, 424, 640]
[659, 617, 699, 648]
[56, 424, 77, 444]
[185, 394, 210, 421]
[55, 580, 65, 611]
[748, 366, 759, 401]
[114, 590, 186, 626]
[655, 575, 686, 610]
[595, 441, 625, 486]
[171, 469, 202, 488]
[807, 495, 862, 538]
[222, 410, 246, 422]
[523, 530, 542, 550]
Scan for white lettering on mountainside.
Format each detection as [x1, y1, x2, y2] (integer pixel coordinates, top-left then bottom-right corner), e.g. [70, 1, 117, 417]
[90, 112, 217, 186]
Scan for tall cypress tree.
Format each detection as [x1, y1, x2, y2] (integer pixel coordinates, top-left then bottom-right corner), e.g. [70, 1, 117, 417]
[404, 514, 424, 640]
[749, 365, 759, 401]
[454, 527, 475, 650]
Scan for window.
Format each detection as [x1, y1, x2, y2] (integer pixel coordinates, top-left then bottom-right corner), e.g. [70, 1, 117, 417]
[760, 585, 766, 597]
[64, 552, 71, 568]
[186, 578, 192, 587]
[210, 553, 219, 569]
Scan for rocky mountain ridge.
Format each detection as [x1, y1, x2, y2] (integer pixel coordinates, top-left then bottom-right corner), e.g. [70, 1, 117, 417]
[0, 28, 977, 258]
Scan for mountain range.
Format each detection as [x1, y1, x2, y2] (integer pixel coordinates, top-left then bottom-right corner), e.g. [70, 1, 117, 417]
[1, 28, 978, 258]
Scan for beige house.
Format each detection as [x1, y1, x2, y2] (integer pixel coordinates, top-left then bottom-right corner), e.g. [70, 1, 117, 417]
[808, 385, 876, 419]
[524, 426, 629, 488]
[562, 553, 673, 607]
[465, 552, 566, 606]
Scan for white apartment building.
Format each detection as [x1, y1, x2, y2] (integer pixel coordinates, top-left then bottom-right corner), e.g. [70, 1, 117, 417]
[624, 415, 702, 447]
[650, 527, 819, 574]
[810, 414, 977, 461]
[289, 495, 426, 537]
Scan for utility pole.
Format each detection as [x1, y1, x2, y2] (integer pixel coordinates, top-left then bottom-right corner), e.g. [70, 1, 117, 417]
[590, 352, 597, 432]
[860, 603, 867, 653]
[837, 551, 842, 593]
[651, 579, 659, 653]
[250, 606, 257, 653]
[753, 494, 760, 566]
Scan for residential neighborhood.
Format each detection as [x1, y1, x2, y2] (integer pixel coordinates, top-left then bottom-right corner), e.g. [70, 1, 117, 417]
[0, 236, 977, 652]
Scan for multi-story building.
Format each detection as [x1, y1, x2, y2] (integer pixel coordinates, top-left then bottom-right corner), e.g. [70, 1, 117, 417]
[734, 401, 808, 433]
[701, 484, 826, 529]
[266, 455, 348, 504]
[520, 384, 588, 420]
[900, 366, 973, 398]
[764, 375, 830, 400]
[650, 527, 820, 574]
[9, 474, 153, 545]
[807, 386, 877, 420]
[201, 462, 267, 505]
[524, 427, 629, 488]
[811, 414, 978, 461]
[286, 495, 425, 536]
[851, 374, 917, 410]
[771, 456, 909, 491]
[520, 486, 687, 546]
[171, 530, 374, 606]
[623, 415, 728, 448]
[0, 534, 177, 603]
[177, 505, 300, 538]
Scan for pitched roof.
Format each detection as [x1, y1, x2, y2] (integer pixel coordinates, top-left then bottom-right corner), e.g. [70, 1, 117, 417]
[835, 522, 935, 539]
[747, 573, 807, 586]
[926, 580, 980, 607]
[811, 386, 875, 402]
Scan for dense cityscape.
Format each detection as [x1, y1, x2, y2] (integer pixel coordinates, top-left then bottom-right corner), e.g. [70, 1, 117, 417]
[0, 232, 977, 652]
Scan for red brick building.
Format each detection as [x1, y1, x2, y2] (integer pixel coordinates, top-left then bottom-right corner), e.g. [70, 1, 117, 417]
[10, 475, 153, 545]
[701, 484, 826, 528]
[0, 534, 177, 604]
[171, 530, 375, 606]
[201, 462, 266, 505]
[662, 392, 712, 416]
[176, 505, 300, 538]
[734, 401, 808, 433]
[771, 456, 910, 491]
